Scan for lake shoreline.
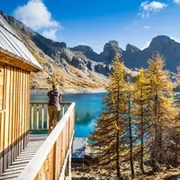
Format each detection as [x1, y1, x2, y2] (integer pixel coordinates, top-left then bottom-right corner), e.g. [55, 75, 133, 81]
[31, 88, 107, 95]
[31, 91, 105, 137]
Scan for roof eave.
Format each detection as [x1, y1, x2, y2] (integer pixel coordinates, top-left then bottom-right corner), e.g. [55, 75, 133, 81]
[0, 49, 42, 72]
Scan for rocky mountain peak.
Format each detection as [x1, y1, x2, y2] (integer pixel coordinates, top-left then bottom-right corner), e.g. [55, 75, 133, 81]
[101, 40, 122, 63]
[149, 35, 179, 52]
[104, 40, 120, 51]
[126, 44, 141, 53]
[70, 45, 101, 62]
[70, 45, 93, 53]
[2, 10, 180, 77]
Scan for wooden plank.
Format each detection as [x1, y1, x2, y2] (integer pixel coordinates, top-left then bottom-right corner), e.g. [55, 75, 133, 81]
[46, 106, 49, 130]
[0, 111, 5, 152]
[24, 71, 27, 148]
[17, 103, 75, 180]
[62, 105, 65, 116]
[15, 68, 20, 158]
[29, 104, 32, 131]
[16, 69, 20, 155]
[0, 66, 4, 94]
[58, 131, 74, 180]
[22, 71, 25, 149]
[0, 135, 46, 179]
[42, 104, 44, 129]
[4, 66, 9, 149]
[36, 104, 39, 130]
[3, 66, 10, 170]
[30, 102, 71, 105]
[55, 137, 60, 179]
[12, 67, 17, 162]
[27, 72, 30, 134]
[0, 65, 6, 175]
[7, 66, 13, 166]
[20, 70, 24, 151]
[2, 65, 6, 110]
[26, 72, 30, 146]
[19, 69, 22, 152]
[0, 111, 5, 174]
[11, 67, 15, 161]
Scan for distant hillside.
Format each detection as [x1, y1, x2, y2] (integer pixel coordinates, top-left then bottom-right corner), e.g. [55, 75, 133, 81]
[123, 36, 180, 72]
[1, 11, 180, 92]
[0, 11, 110, 92]
[72, 37, 180, 72]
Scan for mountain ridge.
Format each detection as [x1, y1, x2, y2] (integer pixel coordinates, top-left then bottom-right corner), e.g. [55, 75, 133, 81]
[2, 10, 179, 73]
[1, 10, 180, 92]
[0, 11, 110, 92]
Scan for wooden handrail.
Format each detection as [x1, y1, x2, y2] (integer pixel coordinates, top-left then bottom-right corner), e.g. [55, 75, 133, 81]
[0, 109, 6, 113]
[17, 102, 75, 180]
[30, 102, 72, 105]
[29, 102, 72, 131]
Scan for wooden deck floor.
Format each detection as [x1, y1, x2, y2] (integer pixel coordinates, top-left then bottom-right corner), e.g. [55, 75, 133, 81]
[0, 134, 47, 180]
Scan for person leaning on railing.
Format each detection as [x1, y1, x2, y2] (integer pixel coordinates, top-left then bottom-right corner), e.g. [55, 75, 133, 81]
[47, 83, 62, 133]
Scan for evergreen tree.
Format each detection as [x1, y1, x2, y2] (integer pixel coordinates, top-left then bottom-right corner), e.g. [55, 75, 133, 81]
[133, 69, 151, 174]
[90, 54, 127, 179]
[146, 54, 176, 171]
[122, 82, 135, 178]
[166, 66, 180, 167]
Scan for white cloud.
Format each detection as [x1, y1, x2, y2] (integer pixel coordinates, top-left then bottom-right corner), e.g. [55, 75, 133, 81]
[173, 0, 180, 5]
[144, 25, 151, 29]
[139, 1, 167, 18]
[13, 0, 61, 40]
[42, 29, 58, 41]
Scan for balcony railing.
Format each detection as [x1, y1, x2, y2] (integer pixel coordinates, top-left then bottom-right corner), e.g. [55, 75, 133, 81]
[29, 102, 72, 131]
[17, 102, 75, 180]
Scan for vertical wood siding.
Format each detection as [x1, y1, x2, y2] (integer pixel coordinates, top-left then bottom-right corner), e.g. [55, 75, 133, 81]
[0, 65, 4, 110]
[0, 64, 30, 175]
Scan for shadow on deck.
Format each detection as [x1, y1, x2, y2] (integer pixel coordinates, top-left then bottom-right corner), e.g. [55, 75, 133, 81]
[0, 102, 75, 180]
[0, 135, 47, 180]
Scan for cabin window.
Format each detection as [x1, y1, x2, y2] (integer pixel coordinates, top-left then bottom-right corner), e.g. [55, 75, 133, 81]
[0, 66, 4, 110]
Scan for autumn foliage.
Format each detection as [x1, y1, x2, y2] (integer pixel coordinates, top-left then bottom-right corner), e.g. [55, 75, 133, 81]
[90, 53, 180, 179]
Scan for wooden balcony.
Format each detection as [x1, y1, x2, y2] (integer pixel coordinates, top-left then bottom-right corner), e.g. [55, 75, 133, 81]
[0, 102, 75, 180]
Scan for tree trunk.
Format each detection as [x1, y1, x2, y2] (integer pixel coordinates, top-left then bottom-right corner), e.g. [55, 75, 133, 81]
[116, 131, 121, 178]
[128, 98, 134, 178]
[116, 87, 121, 179]
[140, 100, 144, 174]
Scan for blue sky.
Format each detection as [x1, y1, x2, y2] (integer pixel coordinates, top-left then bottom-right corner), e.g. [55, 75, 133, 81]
[1, 0, 180, 53]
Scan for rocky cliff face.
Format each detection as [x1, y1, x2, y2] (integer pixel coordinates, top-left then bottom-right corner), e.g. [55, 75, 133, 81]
[100, 40, 123, 64]
[126, 44, 141, 53]
[1, 11, 180, 92]
[122, 35, 180, 72]
[72, 36, 180, 73]
[70, 45, 101, 61]
[148, 36, 180, 72]
[0, 11, 110, 91]
[0, 11, 111, 76]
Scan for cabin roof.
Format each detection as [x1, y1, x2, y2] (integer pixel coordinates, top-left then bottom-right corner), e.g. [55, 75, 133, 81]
[0, 14, 42, 71]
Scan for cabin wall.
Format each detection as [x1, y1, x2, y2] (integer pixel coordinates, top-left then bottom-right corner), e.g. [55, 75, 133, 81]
[0, 64, 30, 174]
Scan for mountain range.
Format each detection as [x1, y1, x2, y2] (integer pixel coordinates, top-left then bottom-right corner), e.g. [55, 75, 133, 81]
[70, 36, 180, 73]
[1, 11, 180, 91]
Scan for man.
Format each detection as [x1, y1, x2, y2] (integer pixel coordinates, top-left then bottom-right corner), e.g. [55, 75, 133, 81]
[47, 83, 62, 133]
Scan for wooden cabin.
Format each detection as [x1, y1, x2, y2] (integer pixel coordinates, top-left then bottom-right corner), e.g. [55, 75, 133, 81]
[0, 14, 75, 179]
[0, 13, 42, 175]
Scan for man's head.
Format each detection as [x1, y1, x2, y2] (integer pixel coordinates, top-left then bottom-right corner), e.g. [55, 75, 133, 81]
[52, 83, 58, 90]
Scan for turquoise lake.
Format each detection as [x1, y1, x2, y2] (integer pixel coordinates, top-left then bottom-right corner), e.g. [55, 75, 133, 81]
[30, 93, 105, 138]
